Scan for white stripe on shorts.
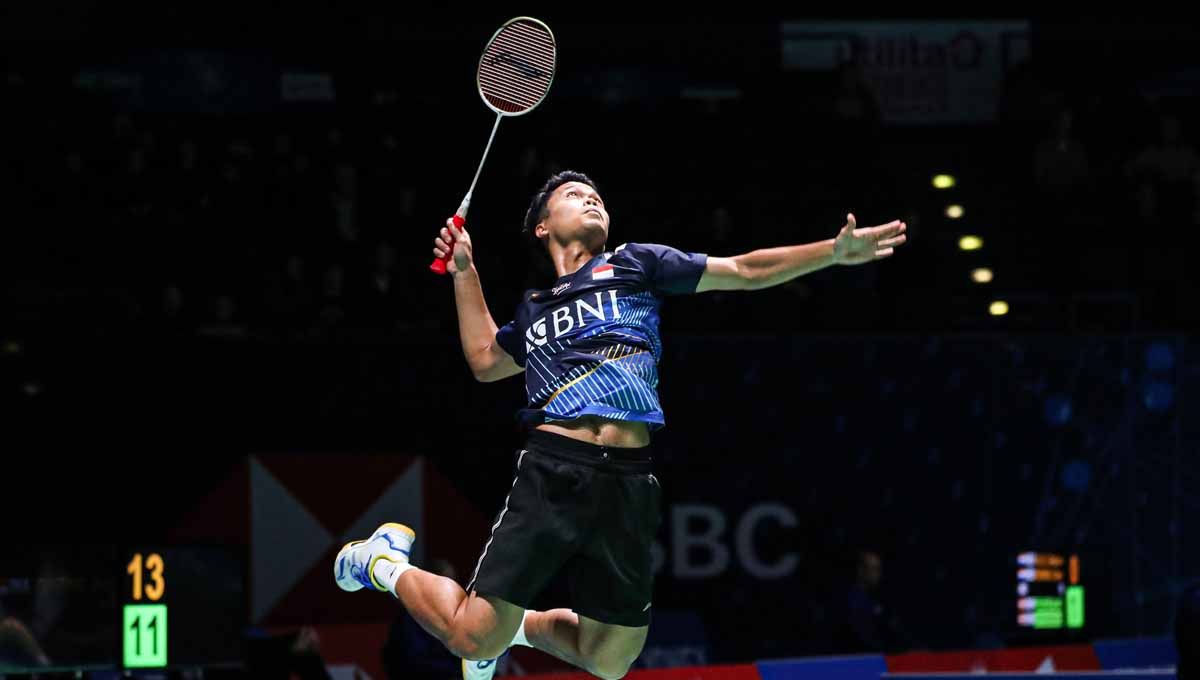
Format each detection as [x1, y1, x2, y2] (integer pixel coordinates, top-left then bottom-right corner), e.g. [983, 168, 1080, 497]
[467, 449, 526, 593]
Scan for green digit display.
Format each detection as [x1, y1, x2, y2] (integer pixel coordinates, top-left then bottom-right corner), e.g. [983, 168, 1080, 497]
[1030, 596, 1063, 629]
[1033, 612, 1063, 628]
[124, 604, 168, 667]
[1066, 585, 1085, 628]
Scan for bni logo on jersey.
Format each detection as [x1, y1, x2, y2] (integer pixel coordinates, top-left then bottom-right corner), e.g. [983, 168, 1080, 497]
[592, 264, 614, 280]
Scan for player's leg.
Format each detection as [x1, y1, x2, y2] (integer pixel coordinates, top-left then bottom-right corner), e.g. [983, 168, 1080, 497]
[337, 445, 588, 677]
[521, 609, 648, 680]
[453, 433, 659, 680]
[560, 441, 661, 680]
[458, 445, 580, 678]
[482, 432, 661, 679]
[519, 608, 586, 667]
[393, 572, 524, 660]
[334, 523, 523, 660]
[578, 616, 650, 680]
[463, 433, 658, 680]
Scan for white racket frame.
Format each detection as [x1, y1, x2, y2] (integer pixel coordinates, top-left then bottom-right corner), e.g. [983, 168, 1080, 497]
[459, 16, 557, 215]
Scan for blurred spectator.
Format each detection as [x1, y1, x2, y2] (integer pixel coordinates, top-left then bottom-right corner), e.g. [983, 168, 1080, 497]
[50, 149, 101, 261]
[0, 583, 50, 670]
[1, 550, 110, 669]
[0, 616, 51, 669]
[1124, 112, 1195, 301]
[109, 113, 136, 158]
[1033, 108, 1092, 226]
[263, 254, 317, 331]
[265, 132, 298, 237]
[399, 186, 416, 221]
[151, 283, 192, 334]
[997, 58, 1058, 128]
[330, 162, 361, 264]
[199, 294, 246, 338]
[245, 625, 332, 680]
[363, 131, 406, 237]
[324, 126, 347, 166]
[827, 61, 882, 182]
[363, 243, 403, 328]
[518, 145, 544, 186]
[708, 206, 742, 256]
[289, 152, 326, 253]
[1127, 113, 1199, 224]
[317, 265, 347, 329]
[830, 61, 882, 127]
[832, 551, 908, 654]
[382, 558, 461, 680]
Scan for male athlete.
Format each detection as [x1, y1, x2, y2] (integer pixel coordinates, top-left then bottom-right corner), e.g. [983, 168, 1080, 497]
[334, 171, 907, 680]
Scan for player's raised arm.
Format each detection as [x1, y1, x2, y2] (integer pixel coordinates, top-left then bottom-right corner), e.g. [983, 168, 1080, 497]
[695, 214, 906, 292]
[433, 220, 524, 382]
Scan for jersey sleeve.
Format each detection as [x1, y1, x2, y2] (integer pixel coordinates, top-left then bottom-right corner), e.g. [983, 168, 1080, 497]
[494, 320, 526, 367]
[615, 242, 709, 295]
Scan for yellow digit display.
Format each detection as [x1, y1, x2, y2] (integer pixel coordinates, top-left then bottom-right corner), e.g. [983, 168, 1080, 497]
[146, 553, 165, 601]
[127, 553, 166, 601]
[127, 553, 142, 600]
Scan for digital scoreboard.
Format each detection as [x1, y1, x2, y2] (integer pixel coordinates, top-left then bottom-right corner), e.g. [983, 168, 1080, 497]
[1016, 551, 1084, 630]
[0, 543, 243, 674]
[118, 545, 244, 670]
[123, 552, 169, 667]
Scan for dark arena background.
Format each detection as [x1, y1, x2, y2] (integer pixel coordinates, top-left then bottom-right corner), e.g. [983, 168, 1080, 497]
[2, 7, 1197, 680]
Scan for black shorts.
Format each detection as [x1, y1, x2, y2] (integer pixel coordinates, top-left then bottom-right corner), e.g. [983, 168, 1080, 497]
[465, 429, 662, 627]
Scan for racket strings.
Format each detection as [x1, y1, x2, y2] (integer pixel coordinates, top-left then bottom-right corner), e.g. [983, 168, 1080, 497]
[479, 58, 552, 107]
[478, 20, 556, 113]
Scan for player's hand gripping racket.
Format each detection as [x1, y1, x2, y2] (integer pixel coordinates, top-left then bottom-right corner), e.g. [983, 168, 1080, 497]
[430, 17, 557, 274]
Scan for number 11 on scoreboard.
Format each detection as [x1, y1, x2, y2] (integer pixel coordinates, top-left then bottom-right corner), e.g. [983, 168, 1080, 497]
[124, 604, 167, 667]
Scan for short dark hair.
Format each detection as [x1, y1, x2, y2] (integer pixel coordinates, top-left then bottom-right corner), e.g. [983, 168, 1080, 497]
[522, 170, 601, 256]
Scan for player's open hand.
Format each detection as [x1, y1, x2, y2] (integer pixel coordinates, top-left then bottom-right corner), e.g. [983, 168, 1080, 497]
[433, 219, 474, 274]
[832, 213, 907, 265]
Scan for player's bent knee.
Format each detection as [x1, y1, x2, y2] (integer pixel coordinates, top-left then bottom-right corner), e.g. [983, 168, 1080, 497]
[590, 665, 632, 680]
[589, 656, 636, 680]
[446, 631, 509, 661]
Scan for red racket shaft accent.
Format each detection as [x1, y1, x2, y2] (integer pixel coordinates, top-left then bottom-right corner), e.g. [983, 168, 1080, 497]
[429, 214, 466, 275]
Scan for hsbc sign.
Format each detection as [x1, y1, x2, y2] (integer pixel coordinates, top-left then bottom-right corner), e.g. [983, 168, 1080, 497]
[651, 503, 800, 580]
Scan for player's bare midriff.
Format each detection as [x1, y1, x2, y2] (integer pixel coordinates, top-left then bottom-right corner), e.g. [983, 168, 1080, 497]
[536, 415, 650, 448]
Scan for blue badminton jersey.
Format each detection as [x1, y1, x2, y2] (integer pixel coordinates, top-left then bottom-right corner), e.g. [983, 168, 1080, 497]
[495, 242, 708, 431]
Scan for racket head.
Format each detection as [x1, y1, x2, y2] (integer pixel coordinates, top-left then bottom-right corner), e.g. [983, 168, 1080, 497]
[476, 16, 557, 117]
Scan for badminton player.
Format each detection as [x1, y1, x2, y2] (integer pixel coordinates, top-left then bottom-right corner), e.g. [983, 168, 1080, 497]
[335, 171, 907, 680]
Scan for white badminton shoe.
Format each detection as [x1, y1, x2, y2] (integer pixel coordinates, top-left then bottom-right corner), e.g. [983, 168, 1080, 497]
[334, 523, 415, 592]
[462, 649, 509, 680]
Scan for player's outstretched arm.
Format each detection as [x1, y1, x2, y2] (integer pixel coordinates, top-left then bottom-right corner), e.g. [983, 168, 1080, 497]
[695, 213, 906, 292]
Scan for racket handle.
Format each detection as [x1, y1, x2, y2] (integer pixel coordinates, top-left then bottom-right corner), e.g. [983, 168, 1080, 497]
[430, 214, 467, 275]
[431, 194, 472, 275]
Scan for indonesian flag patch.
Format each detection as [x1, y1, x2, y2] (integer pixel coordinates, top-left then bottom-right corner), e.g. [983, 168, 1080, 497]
[592, 263, 614, 280]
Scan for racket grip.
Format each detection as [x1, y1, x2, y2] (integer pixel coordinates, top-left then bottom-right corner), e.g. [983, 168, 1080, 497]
[429, 214, 467, 275]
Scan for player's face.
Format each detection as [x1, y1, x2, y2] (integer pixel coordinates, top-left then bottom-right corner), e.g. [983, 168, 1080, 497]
[540, 181, 609, 250]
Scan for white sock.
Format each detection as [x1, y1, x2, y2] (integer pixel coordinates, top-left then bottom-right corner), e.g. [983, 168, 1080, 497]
[372, 559, 415, 597]
[510, 609, 533, 647]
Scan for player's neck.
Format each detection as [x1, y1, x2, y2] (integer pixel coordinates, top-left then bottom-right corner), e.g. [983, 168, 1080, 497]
[549, 242, 603, 279]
